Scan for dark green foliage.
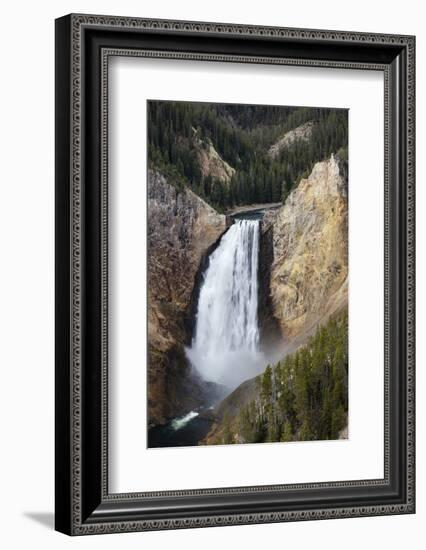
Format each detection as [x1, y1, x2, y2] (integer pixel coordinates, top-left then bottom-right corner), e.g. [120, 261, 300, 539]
[236, 310, 348, 444]
[221, 411, 234, 445]
[148, 101, 348, 210]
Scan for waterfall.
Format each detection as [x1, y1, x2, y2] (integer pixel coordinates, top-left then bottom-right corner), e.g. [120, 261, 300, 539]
[186, 219, 266, 389]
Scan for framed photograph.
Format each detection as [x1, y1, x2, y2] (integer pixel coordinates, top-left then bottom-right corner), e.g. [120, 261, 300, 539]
[55, 14, 415, 535]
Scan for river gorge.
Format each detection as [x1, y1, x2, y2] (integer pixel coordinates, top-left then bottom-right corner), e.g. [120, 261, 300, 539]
[149, 211, 274, 447]
[147, 152, 348, 447]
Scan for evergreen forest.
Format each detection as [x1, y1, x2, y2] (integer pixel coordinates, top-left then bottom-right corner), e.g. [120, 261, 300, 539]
[220, 310, 349, 445]
[148, 100, 348, 210]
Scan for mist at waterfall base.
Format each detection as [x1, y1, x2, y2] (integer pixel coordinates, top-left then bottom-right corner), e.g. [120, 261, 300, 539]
[186, 218, 268, 390]
[148, 215, 278, 448]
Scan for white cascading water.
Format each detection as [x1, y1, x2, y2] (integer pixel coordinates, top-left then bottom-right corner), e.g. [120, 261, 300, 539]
[186, 219, 266, 389]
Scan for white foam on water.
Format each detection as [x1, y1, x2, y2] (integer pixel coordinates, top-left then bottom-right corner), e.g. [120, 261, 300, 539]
[170, 410, 199, 431]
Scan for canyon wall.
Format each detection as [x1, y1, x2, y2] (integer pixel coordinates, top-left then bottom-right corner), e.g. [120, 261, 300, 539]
[205, 154, 349, 443]
[263, 153, 348, 349]
[147, 169, 227, 426]
[267, 121, 315, 159]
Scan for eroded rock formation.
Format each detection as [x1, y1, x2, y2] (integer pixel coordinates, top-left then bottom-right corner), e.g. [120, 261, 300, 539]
[263, 153, 348, 347]
[147, 169, 227, 426]
[195, 136, 236, 184]
[204, 154, 348, 443]
[268, 121, 315, 159]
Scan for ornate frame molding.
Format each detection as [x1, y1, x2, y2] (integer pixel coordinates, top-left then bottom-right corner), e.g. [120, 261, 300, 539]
[55, 14, 415, 535]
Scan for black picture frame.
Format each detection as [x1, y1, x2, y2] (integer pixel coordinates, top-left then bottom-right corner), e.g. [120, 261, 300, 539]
[55, 13, 415, 535]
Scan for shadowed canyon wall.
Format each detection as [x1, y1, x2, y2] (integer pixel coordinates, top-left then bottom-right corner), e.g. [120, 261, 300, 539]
[147, 170, 227, 425]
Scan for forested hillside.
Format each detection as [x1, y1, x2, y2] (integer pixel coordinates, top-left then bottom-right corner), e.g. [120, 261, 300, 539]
[148, 100, 348, 210]
[212, 310, 348, 445]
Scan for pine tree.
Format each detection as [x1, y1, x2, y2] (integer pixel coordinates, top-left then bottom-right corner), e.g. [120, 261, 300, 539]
[222, 411, 234, 444]
[147, 101, 348, 210]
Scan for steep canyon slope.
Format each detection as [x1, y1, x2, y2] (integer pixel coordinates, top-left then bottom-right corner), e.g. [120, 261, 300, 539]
[147, 169, 227, 426]
[264, 153, 348, 348]
[205, 154, 348, 443]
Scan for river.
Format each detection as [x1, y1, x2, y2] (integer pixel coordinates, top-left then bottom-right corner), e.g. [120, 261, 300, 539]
[148, 208, 276, 448]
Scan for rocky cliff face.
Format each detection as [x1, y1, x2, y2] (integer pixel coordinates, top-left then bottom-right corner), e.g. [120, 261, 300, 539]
[205, 154, 348, 442]
[268, 121, 315, 159]
[263, 153, 348, 346]
[194, 134, 235, 184]
[147, 170, 227, 426]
